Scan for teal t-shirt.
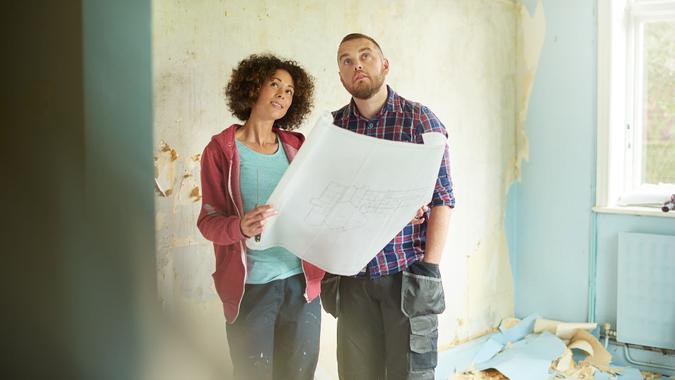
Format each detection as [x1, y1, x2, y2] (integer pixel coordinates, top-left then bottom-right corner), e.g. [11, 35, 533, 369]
[236, 139, 302, 284]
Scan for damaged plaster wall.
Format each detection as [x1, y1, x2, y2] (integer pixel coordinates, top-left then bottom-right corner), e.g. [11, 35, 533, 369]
[153, 0, 544, 377]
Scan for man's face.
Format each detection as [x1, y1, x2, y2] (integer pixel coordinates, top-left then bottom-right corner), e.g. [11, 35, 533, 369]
[337, 38, 389, 100]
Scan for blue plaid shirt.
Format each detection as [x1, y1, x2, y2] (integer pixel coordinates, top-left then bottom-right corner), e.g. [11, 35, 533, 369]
[332, 86, 456, 278]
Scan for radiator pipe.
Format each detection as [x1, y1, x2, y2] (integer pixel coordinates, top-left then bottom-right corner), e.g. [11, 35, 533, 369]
[601, 323, 675, 372]
[623, 344, 675, 372]
[603, 323, 611, 348]
[588, 211, 598, 323]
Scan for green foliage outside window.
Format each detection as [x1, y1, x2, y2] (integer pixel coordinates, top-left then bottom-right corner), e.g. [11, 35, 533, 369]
[643, 21, 675, 184]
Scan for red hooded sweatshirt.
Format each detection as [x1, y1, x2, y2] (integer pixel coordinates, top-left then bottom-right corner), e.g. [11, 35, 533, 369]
[197, 124, 325, 323]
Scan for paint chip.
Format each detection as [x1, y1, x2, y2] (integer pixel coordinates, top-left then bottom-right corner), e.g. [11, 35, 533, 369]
[155, 178, 167, 197]
[160, 140, 178, 161]
[189, 186, 201, 202]
[156, 140, 178, 196]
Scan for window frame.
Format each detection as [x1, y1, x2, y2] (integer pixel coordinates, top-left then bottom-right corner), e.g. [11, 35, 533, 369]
[596, 0, 675, 214]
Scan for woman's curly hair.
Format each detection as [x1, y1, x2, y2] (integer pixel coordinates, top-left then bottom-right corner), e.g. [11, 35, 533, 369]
[225, 54, 315, 130]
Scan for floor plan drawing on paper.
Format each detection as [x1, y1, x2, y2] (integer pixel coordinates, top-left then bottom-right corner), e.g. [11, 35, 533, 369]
[306, 182, 427, 231]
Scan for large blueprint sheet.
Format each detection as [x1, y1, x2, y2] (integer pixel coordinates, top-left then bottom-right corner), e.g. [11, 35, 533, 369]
[246, 114, 447, 275]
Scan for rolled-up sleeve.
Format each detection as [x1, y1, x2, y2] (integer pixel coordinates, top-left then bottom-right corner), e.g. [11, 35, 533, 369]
[419, 106, 455, 208]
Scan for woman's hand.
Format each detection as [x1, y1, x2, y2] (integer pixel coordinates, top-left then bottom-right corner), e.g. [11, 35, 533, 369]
[240, 205, 278, 238]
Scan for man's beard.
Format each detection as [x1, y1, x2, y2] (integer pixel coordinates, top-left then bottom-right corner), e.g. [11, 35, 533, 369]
[343, 71, 385, 100]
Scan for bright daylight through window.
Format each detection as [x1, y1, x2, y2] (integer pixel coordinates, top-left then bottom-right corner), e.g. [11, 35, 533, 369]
[641, 20, 674, 186]
[597, 0, 675, 213]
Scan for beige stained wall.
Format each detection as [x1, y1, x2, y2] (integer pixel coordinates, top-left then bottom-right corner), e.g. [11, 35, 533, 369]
[153, 0, 544, 378]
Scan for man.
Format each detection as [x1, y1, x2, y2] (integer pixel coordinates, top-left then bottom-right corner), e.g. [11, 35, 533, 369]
[321, 33, 455, 380]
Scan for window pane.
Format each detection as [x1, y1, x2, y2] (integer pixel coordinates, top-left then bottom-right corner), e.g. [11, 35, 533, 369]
[642, 21, 675, 184]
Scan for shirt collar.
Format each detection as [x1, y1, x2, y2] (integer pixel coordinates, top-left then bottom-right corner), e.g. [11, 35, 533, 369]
[348, 85, 400, 119]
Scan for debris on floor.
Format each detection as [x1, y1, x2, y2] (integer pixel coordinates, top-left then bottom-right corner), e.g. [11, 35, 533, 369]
[642, 371, 669, 380]
[452, 368, 509, 379]
[449, 316, 673, 380]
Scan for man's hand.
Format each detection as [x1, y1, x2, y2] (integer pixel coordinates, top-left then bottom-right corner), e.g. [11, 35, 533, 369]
[410, 205, 429, 225]
[240, 205, 277, 238]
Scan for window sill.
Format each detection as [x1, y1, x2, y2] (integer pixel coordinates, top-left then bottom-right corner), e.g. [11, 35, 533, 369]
[593, 206, 675, 218]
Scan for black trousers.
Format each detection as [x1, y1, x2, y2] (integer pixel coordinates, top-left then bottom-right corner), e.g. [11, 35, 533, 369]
[226, 274, 320, 380]
[322, 262, 445, 380]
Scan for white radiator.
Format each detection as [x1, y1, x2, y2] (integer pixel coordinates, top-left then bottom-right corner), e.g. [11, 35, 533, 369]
[617, 232, 675, 350]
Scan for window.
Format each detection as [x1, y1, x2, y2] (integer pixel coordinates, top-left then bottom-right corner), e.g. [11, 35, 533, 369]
[640, 21, 675, 185]
[597, 0, 675, 211]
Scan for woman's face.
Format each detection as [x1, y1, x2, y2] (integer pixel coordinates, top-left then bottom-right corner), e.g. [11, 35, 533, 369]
[251, 69, 295, 121]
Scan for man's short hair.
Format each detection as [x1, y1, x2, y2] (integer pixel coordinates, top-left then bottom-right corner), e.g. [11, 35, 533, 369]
[339, 33, 384, 55]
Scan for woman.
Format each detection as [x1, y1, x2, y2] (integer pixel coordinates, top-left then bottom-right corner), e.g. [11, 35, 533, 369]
[197, 54, 325, 380]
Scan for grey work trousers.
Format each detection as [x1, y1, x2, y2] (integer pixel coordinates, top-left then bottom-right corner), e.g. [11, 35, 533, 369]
[322, 263, 445, 380]
[226, 274, 320, 380]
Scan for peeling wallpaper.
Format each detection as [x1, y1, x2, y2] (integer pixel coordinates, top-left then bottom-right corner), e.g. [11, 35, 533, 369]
[152, 0, 544, 377]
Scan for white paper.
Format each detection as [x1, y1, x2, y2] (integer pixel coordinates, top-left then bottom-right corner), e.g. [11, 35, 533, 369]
[246, 113, 447, 275]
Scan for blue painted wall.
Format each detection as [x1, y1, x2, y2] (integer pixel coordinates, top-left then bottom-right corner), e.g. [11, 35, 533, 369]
[509, 0, 597, 322]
